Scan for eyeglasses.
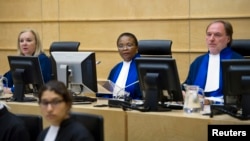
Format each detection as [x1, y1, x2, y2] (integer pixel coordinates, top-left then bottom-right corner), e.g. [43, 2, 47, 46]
[39, 99, 64, 108]
[117, 43, 135, 49]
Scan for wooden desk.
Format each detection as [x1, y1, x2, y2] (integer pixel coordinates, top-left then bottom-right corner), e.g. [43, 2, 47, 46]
[126, 110, 250, 141]
[3, 96, 250, 141]
[3, 100, 127, 141]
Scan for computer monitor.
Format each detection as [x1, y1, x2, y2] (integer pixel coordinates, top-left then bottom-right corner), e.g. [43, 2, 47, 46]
[8, 56, 44, 102]
[135, 57, 183, 111]
[222, 59, 250, 118]
[51, 51, 98, 94]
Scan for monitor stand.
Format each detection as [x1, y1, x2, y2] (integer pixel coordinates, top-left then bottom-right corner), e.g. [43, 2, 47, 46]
[11, 70, 38, 102]
[9, 83, 37, 102]
[143, 88, 172, 112]
[140, 73, 172, 112]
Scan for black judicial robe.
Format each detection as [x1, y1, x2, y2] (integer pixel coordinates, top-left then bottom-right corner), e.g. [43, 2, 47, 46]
[37, 118, 94, 141]
[0, 106, 30, 141]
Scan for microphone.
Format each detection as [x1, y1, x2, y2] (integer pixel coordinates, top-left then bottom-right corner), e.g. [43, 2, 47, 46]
[114, 80, 139, 99]
[125, 80, 139, 89]
[108, 80, 149, 111]
[96, 61, 101, 65]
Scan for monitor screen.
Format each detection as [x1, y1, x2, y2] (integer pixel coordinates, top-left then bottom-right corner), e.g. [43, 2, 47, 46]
[135, 57, 183, 111]
[8, 56, 44, 102]
[222, 59, 250, 117]
[51, 52, 98, 94]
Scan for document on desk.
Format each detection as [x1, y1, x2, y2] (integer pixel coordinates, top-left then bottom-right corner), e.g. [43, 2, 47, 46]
[97, 80, 113, 97]
[99, 80, 114, 92]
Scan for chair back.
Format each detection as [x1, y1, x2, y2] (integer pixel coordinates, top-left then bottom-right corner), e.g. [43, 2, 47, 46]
[138, 40, 172, 57]
[70, 112, 104, 141]
[49, 41, 80, 53]
[231, 39, 250, 58]
[16, 114, 43, 141]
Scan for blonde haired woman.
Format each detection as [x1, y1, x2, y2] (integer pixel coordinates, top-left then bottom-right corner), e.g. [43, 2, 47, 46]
[3, 28, 52, 94]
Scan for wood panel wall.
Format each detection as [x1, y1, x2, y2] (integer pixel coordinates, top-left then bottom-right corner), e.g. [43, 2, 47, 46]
[0, 0, 250, 82]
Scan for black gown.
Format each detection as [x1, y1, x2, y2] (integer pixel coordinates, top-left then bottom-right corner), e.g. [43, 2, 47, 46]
[36, 118, 94, 141]
[0, 106, 30, 141]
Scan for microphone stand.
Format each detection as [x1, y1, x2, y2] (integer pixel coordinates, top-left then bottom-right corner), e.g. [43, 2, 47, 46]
[108, 80, 139, 108]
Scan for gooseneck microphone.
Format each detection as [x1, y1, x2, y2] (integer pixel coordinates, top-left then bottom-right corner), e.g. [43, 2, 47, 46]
[108, 80, 141, 108]
[114, 80, 139, 99]
[96, 61, 101, 65]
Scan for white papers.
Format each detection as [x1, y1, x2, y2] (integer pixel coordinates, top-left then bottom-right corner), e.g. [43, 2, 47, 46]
[204, 96, 224, 103]
[98, 80, 129, 99]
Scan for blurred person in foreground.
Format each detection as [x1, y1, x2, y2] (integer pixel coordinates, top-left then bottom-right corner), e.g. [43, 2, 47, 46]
[0, 102, 30, 141]
[36, 80, 94, 141]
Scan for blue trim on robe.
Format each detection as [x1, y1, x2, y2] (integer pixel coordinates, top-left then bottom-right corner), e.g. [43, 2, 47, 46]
[108, 53, 142, 99]
[182, 47, 244, 97]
